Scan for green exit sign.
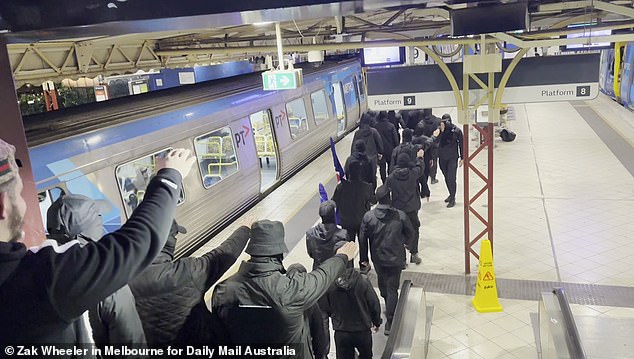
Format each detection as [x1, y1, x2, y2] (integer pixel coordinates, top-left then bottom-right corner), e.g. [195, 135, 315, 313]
[262, 69, 303, 90]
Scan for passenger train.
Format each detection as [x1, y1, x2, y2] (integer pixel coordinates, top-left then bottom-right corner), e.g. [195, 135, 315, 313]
[25, 59, 367, 257]
[599, 41, 634, 110]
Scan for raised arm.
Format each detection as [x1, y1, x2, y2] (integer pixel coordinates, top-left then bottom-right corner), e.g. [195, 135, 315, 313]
[44, 149, 195, 319]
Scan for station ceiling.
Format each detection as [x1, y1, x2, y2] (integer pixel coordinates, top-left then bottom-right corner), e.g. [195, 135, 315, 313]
[2, 0, 634, 86]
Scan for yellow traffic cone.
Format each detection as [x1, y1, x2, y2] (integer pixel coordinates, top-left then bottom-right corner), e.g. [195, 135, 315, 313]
[472, 239, 503, 313]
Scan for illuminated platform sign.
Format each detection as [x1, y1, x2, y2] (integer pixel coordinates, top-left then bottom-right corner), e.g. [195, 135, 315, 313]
[366, 53, 600, 110]
[262, 69, 303, 90]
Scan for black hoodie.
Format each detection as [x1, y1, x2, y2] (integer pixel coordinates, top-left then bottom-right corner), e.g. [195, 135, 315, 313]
[129, 226, 250, 344]
[0, 169, 181, 344]
[351, 125, 384, 159]
[323, 268, 382, 332]
[387, 158, 424, 213]
[306, 223, 348, 270]
[359, 204, 415, 268]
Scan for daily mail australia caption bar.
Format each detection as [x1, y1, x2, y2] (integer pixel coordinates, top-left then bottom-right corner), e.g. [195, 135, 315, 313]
[366, 53, 600, 110]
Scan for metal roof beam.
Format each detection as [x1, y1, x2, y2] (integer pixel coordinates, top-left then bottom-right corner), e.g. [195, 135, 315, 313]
[538, 1, 593, 13]
[494, 31, 634, 47]
[382, 9, 407, 26]
[593, 0, 634, 18]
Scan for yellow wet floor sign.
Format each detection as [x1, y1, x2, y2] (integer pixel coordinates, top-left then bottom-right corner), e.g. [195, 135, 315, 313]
[472, 239, 503, 313]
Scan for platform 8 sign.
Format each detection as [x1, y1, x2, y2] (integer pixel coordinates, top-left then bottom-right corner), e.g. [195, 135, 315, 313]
[368, 83, 599, 110]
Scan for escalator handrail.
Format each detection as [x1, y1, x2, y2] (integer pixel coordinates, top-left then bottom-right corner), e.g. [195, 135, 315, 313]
[381, 279, 413, 359]
[552, 287, 586, 359]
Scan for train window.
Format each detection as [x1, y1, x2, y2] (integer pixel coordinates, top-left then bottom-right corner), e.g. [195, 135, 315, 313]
[193, 127, 239, 189]
[310, 90, 329, 125]
[115, 148, 186, 217]
[286, 98, 309, 139]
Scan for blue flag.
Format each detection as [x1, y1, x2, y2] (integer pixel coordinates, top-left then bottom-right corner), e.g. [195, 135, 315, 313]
[318, 183, 328, 203]
[330, 137, 346, 182]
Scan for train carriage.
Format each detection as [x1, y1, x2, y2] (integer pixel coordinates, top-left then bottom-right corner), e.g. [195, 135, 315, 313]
[26, 59, 367, 257]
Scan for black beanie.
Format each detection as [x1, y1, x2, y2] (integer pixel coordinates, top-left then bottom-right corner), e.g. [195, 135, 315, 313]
[353, 140, 366, 153]
[402, 129, 413, 143]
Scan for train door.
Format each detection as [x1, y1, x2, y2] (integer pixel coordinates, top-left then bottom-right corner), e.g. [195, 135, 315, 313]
[332, 82, 347, 135]
[249, 109, 280, 192]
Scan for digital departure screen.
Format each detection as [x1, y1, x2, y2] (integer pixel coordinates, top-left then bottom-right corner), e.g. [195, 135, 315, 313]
[565, 27, 612, 50]
[360, 47, 405, 66]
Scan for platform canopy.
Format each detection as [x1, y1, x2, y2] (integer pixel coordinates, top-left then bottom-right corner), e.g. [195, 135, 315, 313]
[2, 0, 634, 86]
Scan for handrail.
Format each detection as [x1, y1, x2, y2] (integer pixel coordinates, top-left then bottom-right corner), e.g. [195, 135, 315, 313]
[381, 280, 412, 359]
[552, 287, 586, 359]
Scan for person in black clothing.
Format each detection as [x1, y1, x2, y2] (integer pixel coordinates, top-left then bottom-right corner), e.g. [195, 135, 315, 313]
[387, 151, 425, 265]
[421, 110, 441, 185]
[438, 114, 464, 208]
[374, 111, 399, 184]
[323, 241, 382, 359]
[359, 185, 415, 336]
[305, 200, 348, 356]
[387, 110, 405, 139]
[344, 140, 374, 187]
[46, 194, 146, 348]
[390, 128, 417, 173]
[350, 113, 383, 190]
[0, 141, 195, 344]
[287, 263, 330, 359]
[413, 123, 441, 200]
[211, 221, 359, 359]
[404, 109, 421, 131]
[129, 220, 250, 344]
[333, 161, 376, 274]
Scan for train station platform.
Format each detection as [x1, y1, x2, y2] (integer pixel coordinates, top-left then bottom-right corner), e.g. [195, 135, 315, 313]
[195, 93, 634, 358]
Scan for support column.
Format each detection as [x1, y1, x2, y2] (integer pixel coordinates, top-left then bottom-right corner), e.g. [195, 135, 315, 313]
[0, 37, 45, 247]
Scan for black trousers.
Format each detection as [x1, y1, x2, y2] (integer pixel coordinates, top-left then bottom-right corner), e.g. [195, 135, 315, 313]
[405, 211, 420, 255]
[430, 157, 438, 181]
[420, 169, 431, 198]
[378, 158, 388, 185]
[369, 156, 378, 191]
[439, 158, 458, 200]
[344, 225, 369, 264]
[334, 330, 373, 359]
[374, 265, 402, 324]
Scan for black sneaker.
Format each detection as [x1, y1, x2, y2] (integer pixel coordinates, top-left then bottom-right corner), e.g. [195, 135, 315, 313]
[444, 196, 451, 203]
[359, 262, 371, 274]
[447, 200, 456, 208]
[410, 254, 422, 265]
[431, 179, 439, 184]
[384, 321, 392, 336]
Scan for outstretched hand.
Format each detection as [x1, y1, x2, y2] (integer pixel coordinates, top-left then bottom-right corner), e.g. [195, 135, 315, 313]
[158, 149, 196, 179]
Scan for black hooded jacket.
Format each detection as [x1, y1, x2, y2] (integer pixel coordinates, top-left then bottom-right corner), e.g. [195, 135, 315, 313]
[323, 268, 382, 332]
[359, 205, 415, 268]
[387, 158, 424, 213]
[306, 223, 348, 270]
[438, 123, 464, 161]
[374, 119, 399, 162]
[129, 226, 250, 344]
[332, 179, 376, 229]
[351, 125, 384, 159]
[0, 169, 182, 344]
[344, 152, 374, 186]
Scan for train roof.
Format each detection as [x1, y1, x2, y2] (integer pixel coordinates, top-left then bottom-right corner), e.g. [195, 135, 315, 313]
[24, 58, 360, 147]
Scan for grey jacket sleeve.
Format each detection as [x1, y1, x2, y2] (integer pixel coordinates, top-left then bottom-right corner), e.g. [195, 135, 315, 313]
[372, 128, 384, 155]
[281, 255, 347, 310]
[44, 169, 181, 319]
[185, 226, 250, 291]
